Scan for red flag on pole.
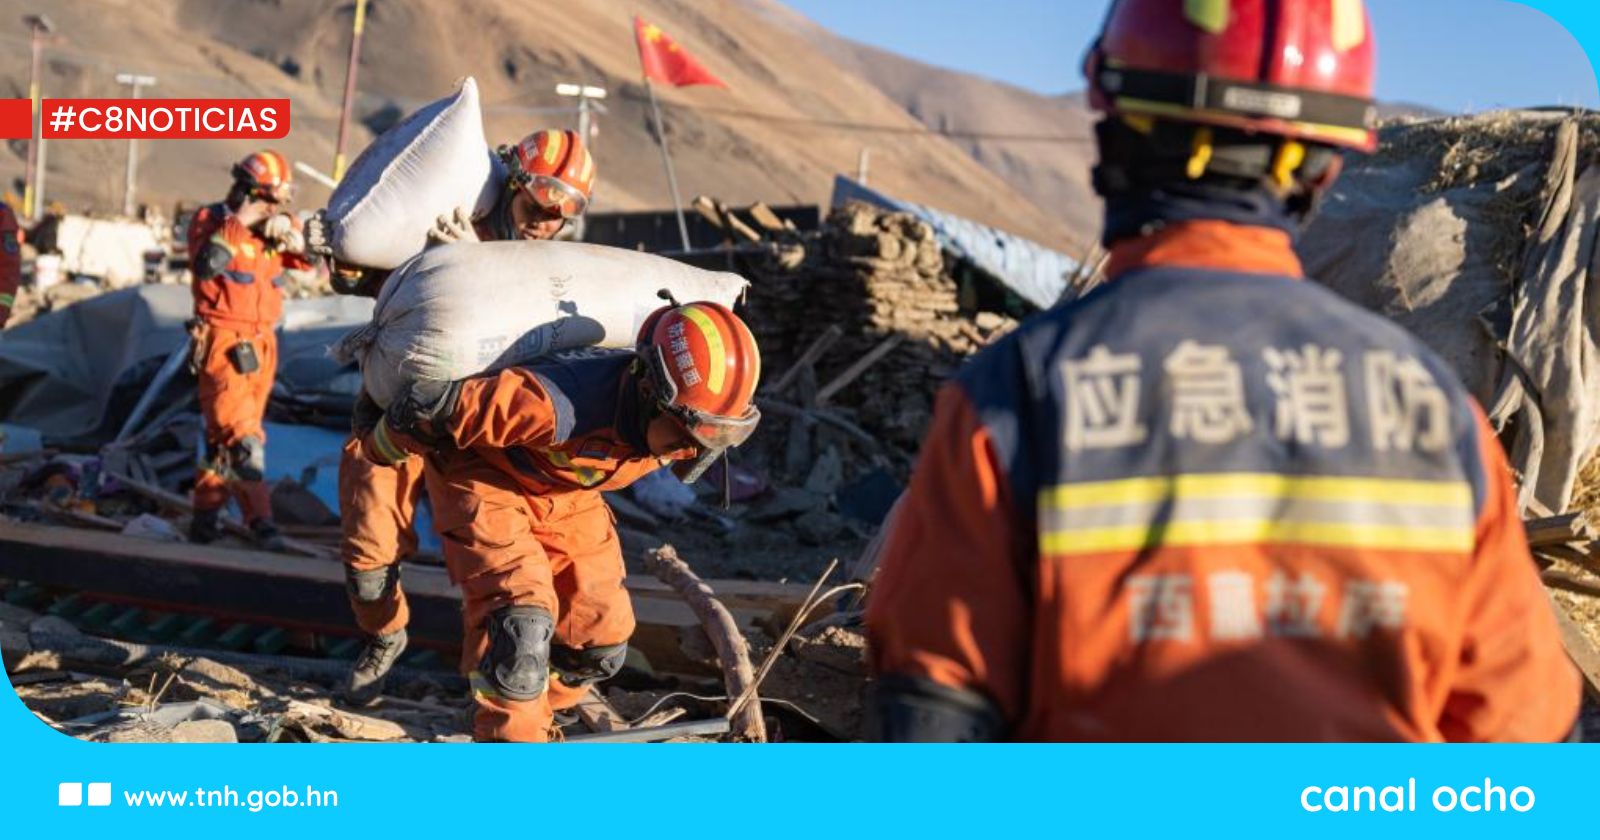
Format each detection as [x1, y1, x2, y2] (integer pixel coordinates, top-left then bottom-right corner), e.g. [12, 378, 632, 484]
[634, 16, 727, 88]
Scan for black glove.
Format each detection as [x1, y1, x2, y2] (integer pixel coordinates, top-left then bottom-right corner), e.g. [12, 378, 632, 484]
[304, 209, 334, 259]
[351, 389, 383, 436]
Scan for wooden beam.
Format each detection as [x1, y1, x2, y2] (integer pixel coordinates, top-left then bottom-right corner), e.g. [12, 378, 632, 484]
[1524, 512, 1594, 547]
[763, 325, 843, 398]
[106, 471, 332, 559]
[0, 521, 828, 671]
[816, 335, 902, 406]
[1550, 595, 1600, 700]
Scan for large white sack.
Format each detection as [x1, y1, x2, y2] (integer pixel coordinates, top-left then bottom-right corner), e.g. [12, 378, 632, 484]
[335, 240, 749, 407]
[325, 77, 503, 270]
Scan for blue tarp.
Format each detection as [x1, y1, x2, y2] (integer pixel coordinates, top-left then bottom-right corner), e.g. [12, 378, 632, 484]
[829, 176, 1081, 310]
[257, 421, 440, 552]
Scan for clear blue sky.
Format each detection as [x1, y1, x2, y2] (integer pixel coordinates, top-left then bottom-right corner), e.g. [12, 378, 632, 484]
[784, 0, 1599, 112]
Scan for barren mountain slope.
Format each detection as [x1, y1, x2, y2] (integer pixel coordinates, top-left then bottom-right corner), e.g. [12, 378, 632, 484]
[0, 0, 1077, 250]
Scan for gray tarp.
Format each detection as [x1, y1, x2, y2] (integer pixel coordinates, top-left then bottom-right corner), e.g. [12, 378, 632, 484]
[1303, 111, 1600, 513]
[0, 285, 372, 445]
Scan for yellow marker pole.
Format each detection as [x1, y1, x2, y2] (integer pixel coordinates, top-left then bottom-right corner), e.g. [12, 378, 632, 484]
[22, 24, 46, 219]
[331, 0, 369, 183]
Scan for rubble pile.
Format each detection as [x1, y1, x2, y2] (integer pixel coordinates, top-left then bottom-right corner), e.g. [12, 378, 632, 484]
[744, 202, 1017, 466]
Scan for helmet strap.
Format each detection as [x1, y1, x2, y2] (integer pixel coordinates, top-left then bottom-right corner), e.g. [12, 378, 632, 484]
[1095, 118, 1341, 246]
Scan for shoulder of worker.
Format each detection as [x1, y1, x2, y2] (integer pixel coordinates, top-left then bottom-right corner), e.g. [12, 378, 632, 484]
[453, 350, 635, 446]
[513, 349, 636, 438]
[0, 201, 16, 228]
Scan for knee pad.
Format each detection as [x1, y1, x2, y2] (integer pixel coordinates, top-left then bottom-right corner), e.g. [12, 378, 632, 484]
[229, 436, 267, 482]
[480, 605, 554, 701]
[551, 642, 628, 687]
[346, 565, 400, 604]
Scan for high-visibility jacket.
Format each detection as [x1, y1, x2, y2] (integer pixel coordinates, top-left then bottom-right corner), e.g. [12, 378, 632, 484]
[187, 202, 307, 330]
[0, 203, 20, 327]
[867, 220, 1581, 742]
[437, 352, 682, 496]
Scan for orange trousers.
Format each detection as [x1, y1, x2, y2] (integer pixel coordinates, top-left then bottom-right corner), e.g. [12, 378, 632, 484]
[339, 437, 425, 636]
[193, 324, 276, 521]
[424, 448, 636, 742]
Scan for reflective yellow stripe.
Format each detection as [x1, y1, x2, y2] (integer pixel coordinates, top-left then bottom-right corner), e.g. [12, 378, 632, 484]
[371, 422, 408, 465]
[208, 233, 237, 255]
[1038, 472, 1475, 555]
[679, 305, 727, 394]
[1331, 0, 1368, 51]
[1184, 0, 1229, 33]
[1040, 520, 1474, 555]
[1040, 473, 1471, 508]
[1113, 98, 1372, 146]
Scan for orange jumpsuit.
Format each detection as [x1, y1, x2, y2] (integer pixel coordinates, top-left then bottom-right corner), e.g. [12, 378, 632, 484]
[867, 221, 1581, 742]
[187, 203, 306, 520]
[340, 216, 499, 637]
[412, 353, 677, 742]
[0, 203, 20, 328]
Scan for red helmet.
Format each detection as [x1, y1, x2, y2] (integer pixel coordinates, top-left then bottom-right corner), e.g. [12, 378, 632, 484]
[231, 149, 295, 203]
[1085, 0, 1377, 152]
[499, 129, 596, 220]
[638, 301, 761, 450]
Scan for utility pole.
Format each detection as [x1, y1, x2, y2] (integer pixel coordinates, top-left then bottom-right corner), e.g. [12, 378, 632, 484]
[22, 14, 55, 221]
[856, 146, 871, 186]
[332, 0, 368, 182]
[554, 83, 608, 149]
[116, 72, 156, 218]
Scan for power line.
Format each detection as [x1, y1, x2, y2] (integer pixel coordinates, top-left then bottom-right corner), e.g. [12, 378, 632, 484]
[617, 90, 1093, 143]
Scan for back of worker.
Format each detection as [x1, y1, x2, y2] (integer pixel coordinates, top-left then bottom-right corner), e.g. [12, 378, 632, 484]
[870, 225, 1576, 740]
[865, 0, 1580, 742]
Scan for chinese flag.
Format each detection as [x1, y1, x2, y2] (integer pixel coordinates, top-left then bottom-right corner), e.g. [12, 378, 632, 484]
[634, 16, 727, 88]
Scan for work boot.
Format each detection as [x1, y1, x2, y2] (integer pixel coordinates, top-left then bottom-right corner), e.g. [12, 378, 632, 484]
[189, 509, 223, 544]
[249, 518, 287, 552]
[344, 628, 408, 707]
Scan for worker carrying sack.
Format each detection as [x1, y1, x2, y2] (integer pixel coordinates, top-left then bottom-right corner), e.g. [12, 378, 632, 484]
[334, 240, 749, 408]
[324, 77, 503, 270]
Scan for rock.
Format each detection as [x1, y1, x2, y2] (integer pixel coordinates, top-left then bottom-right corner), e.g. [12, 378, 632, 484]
[747, 487, 827, 523]
[28, 615, 83, 646]
[975, 311, 1007, 331]
[121, 513, 184, 542]
[169, 719, 239, 743]
[792, 510, 847, 546]
[803, 447, 844, 497]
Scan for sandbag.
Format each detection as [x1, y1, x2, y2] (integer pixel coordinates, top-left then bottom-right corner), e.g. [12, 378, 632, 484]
[335, 240, 749, 407]
[325, 77, 503, 270]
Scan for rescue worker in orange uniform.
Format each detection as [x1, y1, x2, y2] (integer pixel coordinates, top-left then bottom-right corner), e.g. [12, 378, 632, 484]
[866, 0, 1582, 742]
[360, 302, 761, 741]
[187, 150, 309, 549]
[0, 201, 21, 328]
[308, 130, 599, 706]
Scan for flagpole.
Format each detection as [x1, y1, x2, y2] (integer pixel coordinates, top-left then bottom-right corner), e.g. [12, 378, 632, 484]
[645, 78, 693, 252]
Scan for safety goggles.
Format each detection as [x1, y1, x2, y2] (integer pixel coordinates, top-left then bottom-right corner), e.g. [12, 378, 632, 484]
[524, 174, 589, 220]
[643, 345, 759, 450]
[255, 180, 296, 205]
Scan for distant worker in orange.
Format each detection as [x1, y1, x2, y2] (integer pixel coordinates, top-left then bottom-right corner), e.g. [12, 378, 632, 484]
[360, 302, 761, 741]
[0, 200, 20, 329]
[867, 0, 1581, 742]
[186, 150, 309, 549]
[305, 130, 599, 706]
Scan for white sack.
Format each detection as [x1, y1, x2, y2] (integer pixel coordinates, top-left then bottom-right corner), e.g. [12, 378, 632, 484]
[336, 240, 748, 407]
[325, 77, 502, 270]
